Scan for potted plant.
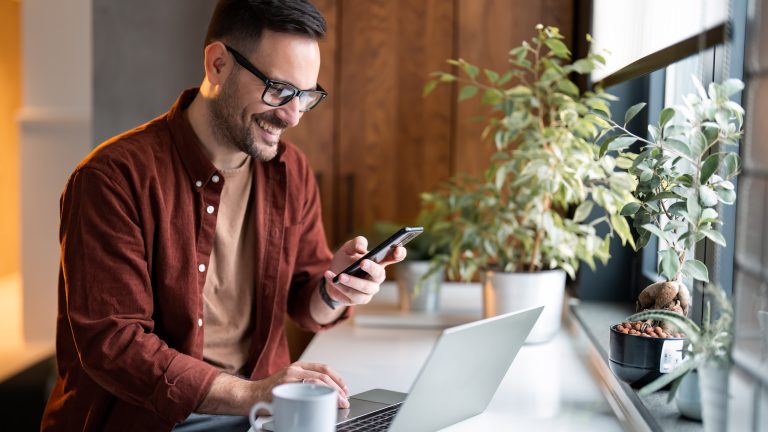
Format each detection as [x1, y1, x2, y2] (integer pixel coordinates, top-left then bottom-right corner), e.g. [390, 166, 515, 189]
[602, 77, 743, 430]
[422, 25, 637, 343]
[628, 284, 733, 431]
[368, 217, 450, 312]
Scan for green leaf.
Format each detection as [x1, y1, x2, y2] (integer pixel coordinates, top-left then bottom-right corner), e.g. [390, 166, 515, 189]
[642, 223, 670, 244]
[497, 70, 514, 86]
[646, 191, 679, 202]
[637, 230, 651, 249]
[701, 153, 720, 184]
[659, 107, 676, 129]
[607, 136, 638, 152]
[611, 214, 635, 248]
[648, 124, 660, 142]
[599, 135, 618, 157]
[716, 188, 737, 204]
[423, 80, 438, 96]
[544, 38, 570, 58]
[667, 202, 687, 217]
[687, 197, 702, 225]
[620, 202, 641, 216]
[701, 228, 727, 247]
[573, 200, 594, 223]
[638, 359, 698, 397]
[682, 259, 709, 282]
[494, 165, 507, 191]
[722, 153, 740, 178]
[463, 63, 479, 79]
[458, 85, 478, 101]
[699, 185, 719, 207]
[482, 88, 503, 105]
[506, 85, 532, 97]
[556, 79, 579, 97]
[624, 102, 647, 126]
[571, 59, 595, 74]
[438, 73, 457, 82]
[721, 78, 745, 97]
[664, 138, 691, 158]
[691, 130, 707, 157]
[660, 248, 681, 280]
[484, 69, 499, 84]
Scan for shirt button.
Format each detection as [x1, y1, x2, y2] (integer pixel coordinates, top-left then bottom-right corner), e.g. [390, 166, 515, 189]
[212, 175, 220, 183]
[206, 205, 215, 214]
[198, 263, 206, 272]
[197, 318, 203, 327]
[195, 180, 202, 188]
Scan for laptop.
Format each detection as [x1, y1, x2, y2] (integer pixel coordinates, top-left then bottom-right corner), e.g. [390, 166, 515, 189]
[263, 306, 543, 432]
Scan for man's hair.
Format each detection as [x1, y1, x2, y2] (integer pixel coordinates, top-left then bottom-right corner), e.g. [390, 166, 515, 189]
[204, 0, 326, 50]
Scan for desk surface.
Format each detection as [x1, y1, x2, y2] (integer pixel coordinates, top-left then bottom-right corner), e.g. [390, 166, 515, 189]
[256, 283, 623, 431]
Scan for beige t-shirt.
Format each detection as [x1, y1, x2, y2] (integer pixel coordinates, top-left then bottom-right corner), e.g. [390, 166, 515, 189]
[202, 157, 255, 375]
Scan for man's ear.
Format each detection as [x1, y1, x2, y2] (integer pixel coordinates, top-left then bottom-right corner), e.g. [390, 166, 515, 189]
[203, 42, 232, 86]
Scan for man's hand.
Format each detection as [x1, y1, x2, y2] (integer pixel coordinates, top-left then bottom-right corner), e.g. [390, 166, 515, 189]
[325, 236, 407, 306]
[254, 361, 350, 409]
[197, 361, 350, 415]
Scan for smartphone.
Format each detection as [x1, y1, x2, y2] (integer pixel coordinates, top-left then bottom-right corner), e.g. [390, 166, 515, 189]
[332, 226, 424, 284]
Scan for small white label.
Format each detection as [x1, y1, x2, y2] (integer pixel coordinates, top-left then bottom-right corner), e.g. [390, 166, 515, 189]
[659, 339, 685, 373]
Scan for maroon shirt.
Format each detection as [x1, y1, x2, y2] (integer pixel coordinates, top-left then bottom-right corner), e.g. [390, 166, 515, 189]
[41, 89, 349, 431]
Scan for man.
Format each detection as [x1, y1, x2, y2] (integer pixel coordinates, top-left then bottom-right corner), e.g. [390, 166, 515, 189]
[40, 1, 405, 431]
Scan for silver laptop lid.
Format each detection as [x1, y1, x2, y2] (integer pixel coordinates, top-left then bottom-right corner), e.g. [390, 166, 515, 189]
[388, 306, 543, 432]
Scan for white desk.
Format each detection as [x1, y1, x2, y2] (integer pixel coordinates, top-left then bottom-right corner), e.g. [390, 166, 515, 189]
[256, 283, 623, 431]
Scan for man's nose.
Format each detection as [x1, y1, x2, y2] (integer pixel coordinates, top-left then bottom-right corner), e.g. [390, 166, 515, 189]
[274, 97, 303, 128]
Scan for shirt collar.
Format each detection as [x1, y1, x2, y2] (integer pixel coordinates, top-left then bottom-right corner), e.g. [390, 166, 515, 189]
[166, 88, 286, 188]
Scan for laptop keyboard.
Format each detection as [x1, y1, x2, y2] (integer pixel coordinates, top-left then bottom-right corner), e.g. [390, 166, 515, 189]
[336, 403, 403, 432]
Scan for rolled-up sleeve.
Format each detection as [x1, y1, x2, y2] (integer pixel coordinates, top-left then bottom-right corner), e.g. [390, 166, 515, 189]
[60, 167, 218, 424]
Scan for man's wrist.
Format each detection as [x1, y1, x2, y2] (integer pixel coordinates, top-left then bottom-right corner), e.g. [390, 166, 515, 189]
[319, 279, 341, 310]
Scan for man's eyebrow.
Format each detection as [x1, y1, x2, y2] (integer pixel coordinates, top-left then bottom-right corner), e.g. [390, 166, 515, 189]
[271, 75, 319, 92]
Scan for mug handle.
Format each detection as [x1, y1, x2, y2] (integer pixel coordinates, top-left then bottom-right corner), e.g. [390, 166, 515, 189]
[249, 402, 273, 430]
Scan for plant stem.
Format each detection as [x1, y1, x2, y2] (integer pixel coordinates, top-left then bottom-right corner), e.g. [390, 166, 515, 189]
[528, 194, 551, 271]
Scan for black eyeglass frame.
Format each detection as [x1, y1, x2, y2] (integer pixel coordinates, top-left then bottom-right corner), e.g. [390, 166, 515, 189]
[225, 45, 327, 112]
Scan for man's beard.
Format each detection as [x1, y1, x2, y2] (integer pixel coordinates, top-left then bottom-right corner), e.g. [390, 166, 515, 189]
[208, 79, 288, 162]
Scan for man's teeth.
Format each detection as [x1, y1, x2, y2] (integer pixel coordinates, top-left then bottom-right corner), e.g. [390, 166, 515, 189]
[257, 119, 281, 134]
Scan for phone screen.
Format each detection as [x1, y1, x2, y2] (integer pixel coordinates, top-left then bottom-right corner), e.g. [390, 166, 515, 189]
[332, 226, 423, 284]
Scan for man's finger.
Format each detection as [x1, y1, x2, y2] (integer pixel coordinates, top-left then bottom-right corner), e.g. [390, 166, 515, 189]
[296, 362, 350, 397]
[344, 236, 368, 255]
[379, 246, 407, 267]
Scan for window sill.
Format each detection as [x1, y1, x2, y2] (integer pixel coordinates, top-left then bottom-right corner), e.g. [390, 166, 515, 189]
[569, 300, 704, 432]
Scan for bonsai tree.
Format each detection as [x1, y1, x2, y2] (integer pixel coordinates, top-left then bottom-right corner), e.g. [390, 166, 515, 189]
[421, 25, 637, 282]
[627, 283, 733, 399]
[605, 77, 743, 325]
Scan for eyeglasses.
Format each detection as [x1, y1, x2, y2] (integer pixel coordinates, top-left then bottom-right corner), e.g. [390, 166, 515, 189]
[225, 45, 327, 112]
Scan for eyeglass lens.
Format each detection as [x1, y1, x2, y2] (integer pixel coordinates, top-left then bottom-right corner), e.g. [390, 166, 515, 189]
[263, 84, 323, 112]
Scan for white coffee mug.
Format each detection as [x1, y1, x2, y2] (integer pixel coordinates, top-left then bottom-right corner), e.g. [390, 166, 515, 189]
[249, 383, 337, 432]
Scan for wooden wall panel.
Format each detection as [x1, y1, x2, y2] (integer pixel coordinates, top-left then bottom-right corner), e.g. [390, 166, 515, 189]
[335, 0, 454, 242]
[286, 0, 574, 246]
[454, 0, 574, 176]
[283, 0, 338, 244]
[394, 0, 455, 225]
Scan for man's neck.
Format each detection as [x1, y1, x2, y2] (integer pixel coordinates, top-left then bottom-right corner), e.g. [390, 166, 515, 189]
[186, 92, 250, 171]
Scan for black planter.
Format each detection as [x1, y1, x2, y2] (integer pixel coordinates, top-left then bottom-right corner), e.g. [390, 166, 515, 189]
[608, 326, 686, 387]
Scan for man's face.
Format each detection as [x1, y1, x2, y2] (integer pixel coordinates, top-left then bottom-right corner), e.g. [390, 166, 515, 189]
[209, 30, 321, 161]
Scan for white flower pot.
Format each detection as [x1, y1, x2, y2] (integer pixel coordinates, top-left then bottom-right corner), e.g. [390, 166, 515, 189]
[395, 261, 443, 312]
[484, 270, 566, 343]
[675, 370, 702, 420]
[699, 363, 729, 432]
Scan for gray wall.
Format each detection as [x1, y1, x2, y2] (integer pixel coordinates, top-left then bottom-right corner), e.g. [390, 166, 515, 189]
[729, 0, 768, 429]
[93, 0, 216, 144]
